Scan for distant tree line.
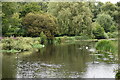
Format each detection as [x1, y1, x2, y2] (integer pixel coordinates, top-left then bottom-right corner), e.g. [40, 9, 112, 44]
[2, 2, 120, 39]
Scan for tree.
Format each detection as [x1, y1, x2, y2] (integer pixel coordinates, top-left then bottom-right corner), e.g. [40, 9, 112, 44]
[19, 2, 42, 17]
[101, 2, 119, 28]
[5, 13, 22, 36]
[96, 13, 114, 32]
[2, 2, 21, 36]
[48, 2, 93, 36]
[40, 31, 47, 44]
[86, 2, 104, 21]
[114, 2, 120, 27]
[101, 2, 117, 17]
[22, 13, 58, 39]
[92, 22, 107, 39]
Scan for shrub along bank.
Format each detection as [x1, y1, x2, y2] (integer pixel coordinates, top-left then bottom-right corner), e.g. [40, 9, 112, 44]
[95, 40, 118, 54]
[0, 36, 89, 53]
[0, 37, 44, 53]
[0, 36, 117, 53]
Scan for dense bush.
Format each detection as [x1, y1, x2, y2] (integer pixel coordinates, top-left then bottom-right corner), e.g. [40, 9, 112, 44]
[107, 32, 118, 38]
[110, 25, 117, 32]
[104, 32, 109, 39]
[1, 37, 43, 52]
[95, 40, 117, 53]
[54, 37, 61, 44]
[23, 13, 58, 39]
[40, 32, 47, 44]
[92, 22, 107, 39]
[96, 13, 114, 32]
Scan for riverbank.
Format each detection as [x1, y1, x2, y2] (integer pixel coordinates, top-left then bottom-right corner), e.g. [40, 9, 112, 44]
[75, 38, 117, 42]
[0, 36, 118, 53]
[0, 37, 45, 53]
[54, 36, 117, 43]
[2, 40, 118, 78]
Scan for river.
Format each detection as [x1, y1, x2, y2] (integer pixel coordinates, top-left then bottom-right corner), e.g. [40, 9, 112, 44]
[2, 41, 118, 78]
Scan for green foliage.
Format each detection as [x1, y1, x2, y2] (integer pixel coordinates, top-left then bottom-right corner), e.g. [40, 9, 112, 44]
[58, 36, 68, 43]
[19, 2, 42, 17]
[96, 13, 114, 32]
[107, 32, 118, 38]
[32, 44, 44, 48]
[2, 2, 21, 36]
[87, 2, 104, 21]
[54, 35, 93, 44]
[101, 2, 117, 16]
[19, 2, 48, 17]
[75, 35, 91, 40]
[1, 37, 32, 51]
[1, 37, 44, 52]
[14, 37, 33, 51]
[1, 38, 17, 50]
[2, 2, 119, 40]
[62, 36, 75, 41]
[110, 25, 117, 32]
[54, 37, 61, 44]
[104, 32, 109, 39]
[23, 12, 58, 39]
[116, 71, 120, 79]
[40, 32, 47, 44]
[92, 22, 107, 39]
[113, 2, 120, 26]
[0, 49, 20, 53]
[95, 40, 117, 53]
[11, 13, 22, 27]
[5, 13, 23, 36]
[48, 2, 93, 36]
[54, 36, 76, 43]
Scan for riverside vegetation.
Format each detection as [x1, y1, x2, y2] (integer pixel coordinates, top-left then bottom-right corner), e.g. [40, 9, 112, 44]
[1, 2, 119, 53]
[1, 1, 120, 78]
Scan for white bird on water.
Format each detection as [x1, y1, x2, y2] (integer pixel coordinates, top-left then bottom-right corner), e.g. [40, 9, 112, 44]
[86, 46, 88, 49]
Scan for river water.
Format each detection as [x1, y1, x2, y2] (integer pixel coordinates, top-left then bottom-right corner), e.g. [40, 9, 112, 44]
[2, 41, 118, 78]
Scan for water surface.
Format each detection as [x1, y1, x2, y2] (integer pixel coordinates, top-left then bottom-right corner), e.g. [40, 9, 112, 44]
[2, 41, 118, 78]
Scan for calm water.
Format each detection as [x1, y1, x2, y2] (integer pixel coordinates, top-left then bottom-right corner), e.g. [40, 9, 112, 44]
[2, 41, 118, 78]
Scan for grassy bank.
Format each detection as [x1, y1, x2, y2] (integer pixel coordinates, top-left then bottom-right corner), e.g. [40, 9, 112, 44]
[0, 37, 45, 53]
[95, 40, 118, 54]
[54, 36, 117, 44]
[0, 36, 118, 53]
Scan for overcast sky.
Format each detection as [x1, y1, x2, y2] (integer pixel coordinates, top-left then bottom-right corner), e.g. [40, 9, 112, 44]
[97, 0, 120, 3]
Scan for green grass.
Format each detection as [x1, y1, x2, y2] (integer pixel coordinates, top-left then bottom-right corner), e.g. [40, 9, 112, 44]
[1, 37, 44, 53]
[32, 44, 45, 48]
[1, 37, 117, 54]
[0, 49, 21, 53]
[95, 40, 118, 54]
